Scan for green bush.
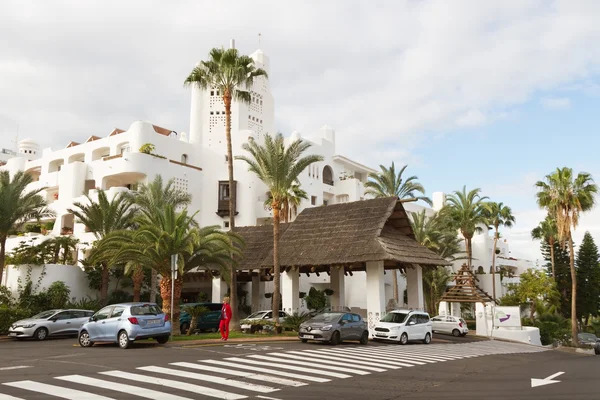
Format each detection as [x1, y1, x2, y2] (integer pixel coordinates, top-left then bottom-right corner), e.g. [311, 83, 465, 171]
[46, 281, 71, 309]
[108, 290, 132, 304]
[0, 306, 32, 335]
[305, 287, 327, 310]
[65, 296, 102, 312]
[283, 311, 311, 332]
[0, 286, 14, 307]
[534, 313, 571, 345]
[24, 223, 41, 233]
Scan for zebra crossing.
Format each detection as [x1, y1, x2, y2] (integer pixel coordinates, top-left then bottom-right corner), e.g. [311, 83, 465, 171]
[0, 340, 547, 399]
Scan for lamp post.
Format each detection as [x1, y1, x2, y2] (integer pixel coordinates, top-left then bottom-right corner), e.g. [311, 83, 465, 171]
[170, 254, 178, 340]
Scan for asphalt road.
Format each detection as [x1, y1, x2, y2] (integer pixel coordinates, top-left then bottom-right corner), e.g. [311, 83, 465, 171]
[0, 334, 596, 400]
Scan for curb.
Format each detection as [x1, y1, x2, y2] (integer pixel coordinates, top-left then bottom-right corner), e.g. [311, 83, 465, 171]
[0, 336, 14, 342]
[166, 336, 299, 347]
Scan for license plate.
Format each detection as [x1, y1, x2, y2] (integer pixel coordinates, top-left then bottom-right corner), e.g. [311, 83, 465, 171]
[303, 335, 314, 339]
[376, 333, 386, 337]
[146, 319, 160, 325]
[8, 333, 17, 337]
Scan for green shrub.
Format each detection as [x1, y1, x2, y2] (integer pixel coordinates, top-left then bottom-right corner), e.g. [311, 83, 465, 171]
[65, 296, 102, 312]
[24, 223, 41, 233]
[46, 281, 71, 309]
[108, 290, 132, 304]
[0, 306, 32, 335]
[139, 143, 156, 154]
[305, 287, 327, 310]
[0, 286, 14, 307]
[283, 311, 311, 332]
[534, 313, 571, 345]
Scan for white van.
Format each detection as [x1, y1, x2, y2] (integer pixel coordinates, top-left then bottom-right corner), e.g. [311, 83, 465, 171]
[372, 309, 432, 345]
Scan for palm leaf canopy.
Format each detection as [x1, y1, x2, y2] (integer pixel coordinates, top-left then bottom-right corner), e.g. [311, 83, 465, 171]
[443, 186, 489, 239]
[483, 201, 516, 234]
[235, 133, 323, 208]
[68, 189, 135, 240]
[128, 175, 192, 224]
[531, 214, 558, 242]
[364, 162, 432, 205]
[409, 209, 463, 261]
[0, 170, 54, 235]
[184, 47, 268, 104]
[535, 167, 598, 243]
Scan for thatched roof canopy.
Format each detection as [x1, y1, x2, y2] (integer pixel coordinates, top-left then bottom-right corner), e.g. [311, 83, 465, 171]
[234, 197, 450, 271]
[233, 224, 290, 271]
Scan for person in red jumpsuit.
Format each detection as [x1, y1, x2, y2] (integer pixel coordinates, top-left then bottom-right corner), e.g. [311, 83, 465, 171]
[219, 296, 232, 341]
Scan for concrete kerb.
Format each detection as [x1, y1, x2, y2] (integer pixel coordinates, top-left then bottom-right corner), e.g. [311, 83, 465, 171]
[166, 336, 300, 348]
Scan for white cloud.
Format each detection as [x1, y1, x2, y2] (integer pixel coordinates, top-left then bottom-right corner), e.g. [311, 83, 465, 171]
[540, 97, 572, 109]
[456, 109, 487, 127]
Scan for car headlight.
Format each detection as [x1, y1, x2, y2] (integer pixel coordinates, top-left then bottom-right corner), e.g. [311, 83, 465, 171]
[390, 325, 401, 330]
[321, 325, 333, 331]
[22, 324, 36, 328]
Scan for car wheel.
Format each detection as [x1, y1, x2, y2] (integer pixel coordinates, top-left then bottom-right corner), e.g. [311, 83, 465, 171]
[330, 331, 341, 346]
[156, 336, 169, 344]
[78, 330, 94, 347]
[118, 330, 131, 349]
[180, 323, 189, 335]
[301, 339, 308, 343]
[423, 333, 431, 344]
[359, 331, 369, 345]
[452, 329, 461, 337]
[399, 333, 408, 345]
[33, 327, 48, 341]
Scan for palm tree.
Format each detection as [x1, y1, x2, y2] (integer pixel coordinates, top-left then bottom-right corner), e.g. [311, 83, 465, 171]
[410, 209, 463, 314]
[68, 190, 135, 303]
[0, 171, 54, 283]
[365, 162, 432, 303]
[42, 235, 80, 265]
[185, 48, 267, 330]
[93, 206, 238, 336]
[264, 181, 308, 223]
[444, 186, 489, 269]
[181, 304, 209, 336]
[531, 215, 558, 279]
[535, 167, 598, 345]
[129, 175, 192, 303]
[236, 133, 323, 325]
[484, 202, 516, 302]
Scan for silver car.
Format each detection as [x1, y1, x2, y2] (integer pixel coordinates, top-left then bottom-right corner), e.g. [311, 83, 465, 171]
[78, 302, 171, 349]
[8, 309, 95, 340]
[298, 312, 369, 345]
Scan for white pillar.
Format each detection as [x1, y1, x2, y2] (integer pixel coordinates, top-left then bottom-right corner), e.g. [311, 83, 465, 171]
[281, 268, 299, 314]
[366, 260, 385, 335]
[251, 273, 265, 312]
[211, 276, 228, 303]
[330, 267, 345, 312]
[438, 301, 449, 316]
[406, 265, 425, 310]
[451, 302, 461, 317]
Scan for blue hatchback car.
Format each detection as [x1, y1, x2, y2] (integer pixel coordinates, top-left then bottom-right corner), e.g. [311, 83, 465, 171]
[78, 303, 171, 349]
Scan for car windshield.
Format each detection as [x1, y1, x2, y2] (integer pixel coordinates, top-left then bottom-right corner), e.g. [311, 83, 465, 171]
[247, 312, 266, 319]
[380, 312, 409, 323]
[30, 310, 58, 319]
[308, 313, 343, 323]
[130, 304, 162, 316]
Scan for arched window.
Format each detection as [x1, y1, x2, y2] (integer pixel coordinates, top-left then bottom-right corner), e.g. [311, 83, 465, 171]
[322, 165, 334, 186]
[181, 154, 188, 164]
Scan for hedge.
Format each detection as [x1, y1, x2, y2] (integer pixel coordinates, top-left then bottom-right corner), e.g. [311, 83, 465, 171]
[0, 307, 32, 335]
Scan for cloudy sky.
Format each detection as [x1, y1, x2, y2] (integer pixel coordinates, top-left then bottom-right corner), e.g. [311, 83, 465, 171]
[2, 0, 600, 263]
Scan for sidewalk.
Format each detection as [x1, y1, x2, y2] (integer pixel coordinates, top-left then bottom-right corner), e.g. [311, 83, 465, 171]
[166, 335, 299, 347]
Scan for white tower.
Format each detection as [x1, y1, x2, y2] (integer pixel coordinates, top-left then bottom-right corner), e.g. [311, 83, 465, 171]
[18, 138, 41, 161]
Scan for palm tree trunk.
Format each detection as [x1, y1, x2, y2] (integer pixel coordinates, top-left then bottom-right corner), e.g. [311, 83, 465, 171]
[0, 236, 6, 286]
[187, 315, 197, 336]
[392, 270, 399, 304]
[132, 266, 144, 302]
[549, 238, 556, 279]
[150, 269, 157, 303]
[100, 263, 109, 304]
[530, 300, 536, 321]
[568, 231, 578, 345]
[224, 92, 239, 331]
[491, 229, 498, 302]
[465, 237, 472, 269]
[160, 275, 183, 336]
[272, 205, 281, 327]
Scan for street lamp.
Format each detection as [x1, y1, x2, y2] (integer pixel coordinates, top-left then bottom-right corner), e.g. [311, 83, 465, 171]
[170, 254, 178, 340]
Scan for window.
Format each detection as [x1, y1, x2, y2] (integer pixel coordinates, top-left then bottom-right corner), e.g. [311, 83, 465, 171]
[352, 314, 361, 322]
[224, 221, 229, 228]
[219, 182, 230, 200]
[131, 304, 162, 316]
[211, 90, 214, 96]
[111, 307, 125, 318]
[323, 200, 328, 206]
[432, 317, 442, 322]
[311, 196, 316, 205]
[94, 307, 113, 321]
[407, 315, 418, 325]
[265, 312, 273, 319]
[210, 111, 214, 115]
[53, 311, 74, 321]
[181, 154, 188, 164]
[418, 315, 429, 324]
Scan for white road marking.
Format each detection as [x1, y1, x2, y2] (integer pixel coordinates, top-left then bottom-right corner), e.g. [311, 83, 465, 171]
[200, 359, 331, 383]
[312, 348, 419, 367]
[137, 366, 278, 393]
[0, 394, 25, 400]
[225, 357, 352, 379]
[2, 380, 114, 400]
[256, 396, 283, 400]
[171, 362, 307, 387]
[247, 355, 371, 375]
[0, 367, 30, 372]
[99, 370, 246, 400]
[266, 352, 387, 372]
[298, 350, 402, 369]
[55, 375, 192, 400]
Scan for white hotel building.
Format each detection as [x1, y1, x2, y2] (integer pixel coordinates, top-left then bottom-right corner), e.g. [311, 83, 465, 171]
[0, 45, 533, 313]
